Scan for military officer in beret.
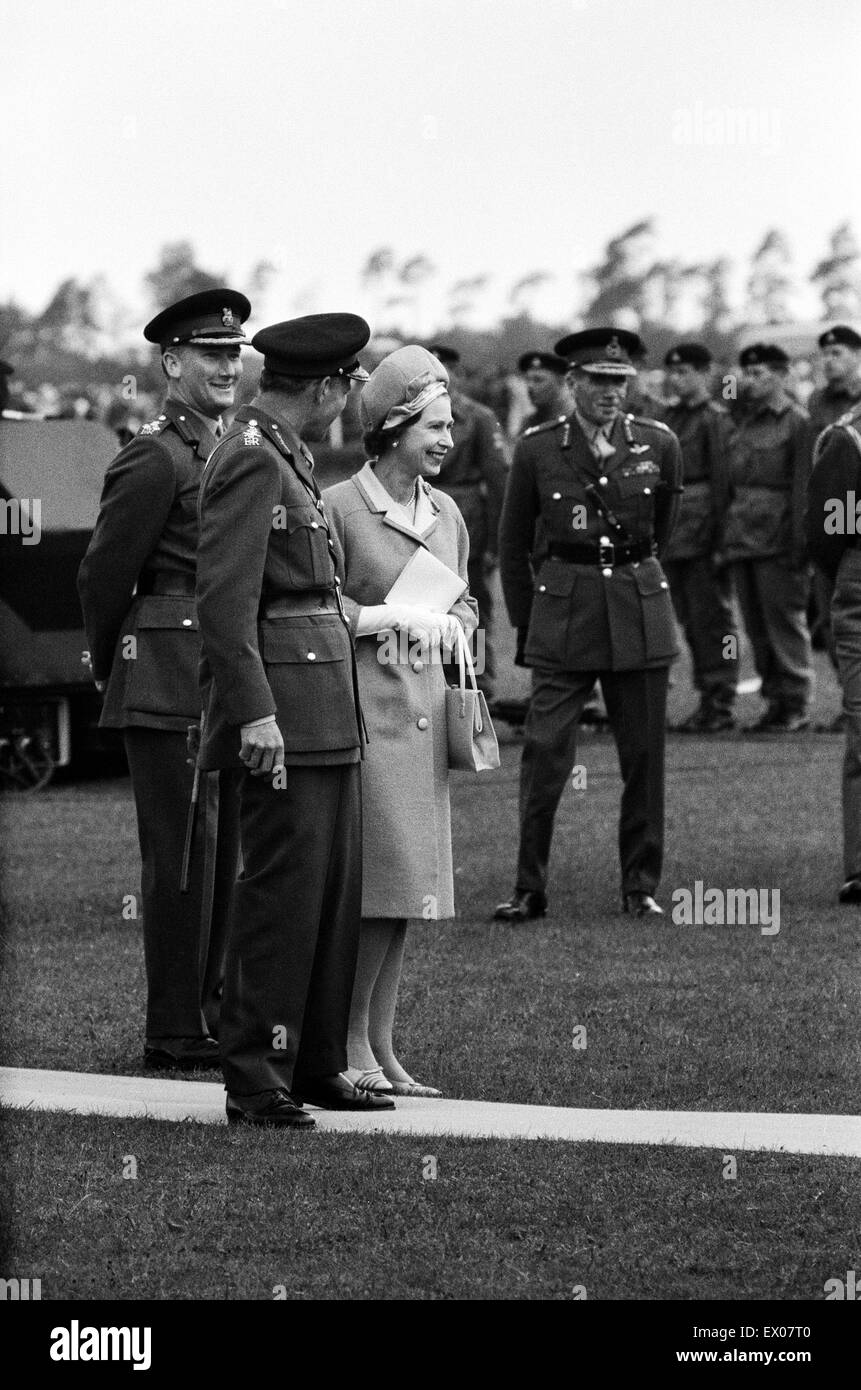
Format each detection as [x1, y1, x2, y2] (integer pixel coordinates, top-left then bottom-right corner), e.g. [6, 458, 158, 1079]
[518, 351, 572, 434]
[723, 343, 813, 732]
[78, 289, 249, 1069]
[662, 343, 739, 731]
[495, 328, 682, 921]
[196, 313, 394, 1127]
[806, 326, 861, 672]
[807, 397, 861, 901]
[428, 344, 509, 699]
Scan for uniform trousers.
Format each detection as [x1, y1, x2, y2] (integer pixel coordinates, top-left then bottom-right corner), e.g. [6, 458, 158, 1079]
[124, 728, 239, 1043]
[664, 557, 738, 708]
[731, 557, 813, 713]
[219, 762, 362, 1097]
[830, 552, 861, 877]
[516, 667, 669, 898]
[440, 485, 496, 693]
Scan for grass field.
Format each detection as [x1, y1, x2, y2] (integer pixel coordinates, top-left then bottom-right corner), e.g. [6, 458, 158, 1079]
[1, 702, 859, 1299]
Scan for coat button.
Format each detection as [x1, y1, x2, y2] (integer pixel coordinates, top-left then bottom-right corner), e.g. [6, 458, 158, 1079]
[310, 521, 319, 529]
[182, 618, 193, 627]
[412, 659, 424, 672]
[538, 584, 547, 593]
[417, 717, 429, 730]
[602, 567, 613, 577]
[599, 476, 608, 486]
[600, 535, 610, 545]
[660, 581, 668, 589]
[552, 491, 562, 500]
[644, 487, 651, 496]
[307, 652, 317, 661]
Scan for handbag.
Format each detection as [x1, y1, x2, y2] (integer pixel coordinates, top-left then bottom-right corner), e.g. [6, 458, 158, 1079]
[445, 626, 500, 772]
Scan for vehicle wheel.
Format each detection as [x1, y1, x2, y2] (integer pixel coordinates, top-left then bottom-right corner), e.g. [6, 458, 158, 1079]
[0, 729, 57, 791]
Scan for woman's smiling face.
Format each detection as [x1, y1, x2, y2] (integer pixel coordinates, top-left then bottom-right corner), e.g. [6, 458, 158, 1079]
[396, 394, 454, 478]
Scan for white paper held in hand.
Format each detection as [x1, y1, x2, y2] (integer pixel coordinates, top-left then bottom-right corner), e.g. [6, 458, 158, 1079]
[384, 547, 467, 611]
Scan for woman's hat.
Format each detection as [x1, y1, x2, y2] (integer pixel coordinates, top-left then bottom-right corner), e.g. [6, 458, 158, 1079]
[359, 345, 449, 433]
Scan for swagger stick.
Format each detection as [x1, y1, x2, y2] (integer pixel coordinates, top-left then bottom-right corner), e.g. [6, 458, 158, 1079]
[179, 711, 205, 894]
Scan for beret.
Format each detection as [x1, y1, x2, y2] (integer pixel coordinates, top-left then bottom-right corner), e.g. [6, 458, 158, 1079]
[819, 325, 861, 350]
[360, 345, 449, 433]
[555, 327, 644, 376]
[252, 313, 371, 380]
[518, 351, 568, 375]
[0, 359, 13, 376]
[428, 343, 460, 366]
[144, 288, 251, 348]
[665, 342, 712, 369]
[739, 342, 789, 368]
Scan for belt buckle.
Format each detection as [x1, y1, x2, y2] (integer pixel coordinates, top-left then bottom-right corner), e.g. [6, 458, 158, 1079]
[598, 540, 616, 567]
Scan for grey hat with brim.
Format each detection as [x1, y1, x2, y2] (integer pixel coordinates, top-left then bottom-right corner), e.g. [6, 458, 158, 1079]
[359, 345, 449, 433]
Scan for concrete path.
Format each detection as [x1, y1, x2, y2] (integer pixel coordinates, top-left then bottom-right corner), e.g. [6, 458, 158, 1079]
[1, 1067, 859, 1157]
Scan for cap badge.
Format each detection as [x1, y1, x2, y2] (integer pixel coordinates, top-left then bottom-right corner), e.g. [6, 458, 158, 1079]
[222, 308, 236, 327]
[605, 337, 623, 360]
[823, 332, 835, 345]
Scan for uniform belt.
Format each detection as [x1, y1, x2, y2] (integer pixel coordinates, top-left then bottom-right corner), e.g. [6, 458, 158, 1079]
[548, 540, 653, 566]
[262, 594, 340, 618]
[138, 571, 196, 597]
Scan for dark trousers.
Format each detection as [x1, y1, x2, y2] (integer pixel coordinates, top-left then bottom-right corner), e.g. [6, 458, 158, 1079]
[124, 729, 239, 1043]
[219, 762, 362, 1097]
[664, 557, 738, 708]
[731, 558, 813, 713]
[516, 667, 669, 898]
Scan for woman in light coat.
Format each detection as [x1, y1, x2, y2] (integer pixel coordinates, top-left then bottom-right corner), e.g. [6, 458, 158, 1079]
[324, 346, 478, 1097]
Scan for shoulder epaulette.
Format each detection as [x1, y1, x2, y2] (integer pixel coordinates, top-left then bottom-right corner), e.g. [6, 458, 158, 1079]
[137, 414, 168, 436]
[522, 415, 567, 438]
[627, 412, 673, 433]
[242, 419, 263, 447]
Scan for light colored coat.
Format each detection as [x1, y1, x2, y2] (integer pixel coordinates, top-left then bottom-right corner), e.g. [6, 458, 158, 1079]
[324, 464, 478, 919]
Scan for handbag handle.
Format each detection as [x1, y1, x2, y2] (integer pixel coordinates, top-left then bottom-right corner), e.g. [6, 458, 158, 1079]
[454, 625, 483, 733]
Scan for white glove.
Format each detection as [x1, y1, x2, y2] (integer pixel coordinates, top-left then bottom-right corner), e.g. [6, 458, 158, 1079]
[358, 603, 445, 647]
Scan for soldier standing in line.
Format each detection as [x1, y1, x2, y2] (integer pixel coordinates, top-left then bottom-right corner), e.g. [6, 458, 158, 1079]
[494, 328, 682, 922]
[662, 342, 739, 732]
[722, 343, 814, 733]
[806, 326, 861, 678]
[428, 344, 509, 699]
[806, 398, 861, 901]
[78, 290, 249, 1070]
[517, 351, 571, 434]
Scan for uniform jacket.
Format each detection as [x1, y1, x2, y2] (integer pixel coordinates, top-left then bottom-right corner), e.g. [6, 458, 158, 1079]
[661, 397, 735, 562]
[324, 464, 477, 918]
[722, 395, 810, 563]
[196, 404, 363, 771]
[433, 391, 509, 557]
[77, 398, 218, 732]
[806, 403, 861, 582]
[806, 382, 861, 434]
[499, 411, 682, 671]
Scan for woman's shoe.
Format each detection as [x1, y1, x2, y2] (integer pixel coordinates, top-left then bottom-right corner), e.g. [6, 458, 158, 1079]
[344, 1065, 395, 1095]
[384, 1077, 443, 1098]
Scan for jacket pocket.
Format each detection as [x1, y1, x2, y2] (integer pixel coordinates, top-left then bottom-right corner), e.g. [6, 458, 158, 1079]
[633, 563, 679, 661]
[526, 562, 576, 666]
[123, 597, 201, 718]
[260, 617, 358, 751]
[273, 503, 333, 588]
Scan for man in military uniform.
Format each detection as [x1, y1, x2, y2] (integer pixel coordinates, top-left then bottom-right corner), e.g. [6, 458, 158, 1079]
[428, 344, 509, 698]
[662, 342, 739, 731]
[806, 398, 861, 901]
[806, 326, 861, 668]
[196, 314, 394, 1128]
[494, 328, 682, 921]
[517, 351, 571, 434]
[723, 344, 813, 732]
[78, 289, 249, 1069]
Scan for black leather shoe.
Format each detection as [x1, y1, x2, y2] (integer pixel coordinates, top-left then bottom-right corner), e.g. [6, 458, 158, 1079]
[838, 877, 861, 904]
[143, 1038, 221, 1071]
[699, 709, 736, 733]
[226, 1089, 315, 1128]
[623, 891, 664, 918]
[767, 711, 810, 733]
[292, 1074, 396, 1110]
[745, 705, 782, 733]
[493, 890, 548, 921]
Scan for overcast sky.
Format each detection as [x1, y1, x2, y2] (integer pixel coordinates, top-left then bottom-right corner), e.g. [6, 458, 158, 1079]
[3, 0, 859, 332]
